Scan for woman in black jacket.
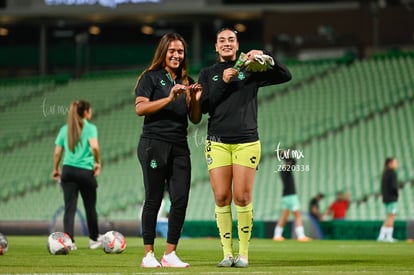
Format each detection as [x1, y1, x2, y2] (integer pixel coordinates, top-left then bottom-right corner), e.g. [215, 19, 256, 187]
[377, 157, 399, 242]
[134, 33, 202, 268]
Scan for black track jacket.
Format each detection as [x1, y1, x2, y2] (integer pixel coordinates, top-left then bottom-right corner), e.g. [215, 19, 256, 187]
[199, 52, 291, 144]
[381, 168, 398, 203]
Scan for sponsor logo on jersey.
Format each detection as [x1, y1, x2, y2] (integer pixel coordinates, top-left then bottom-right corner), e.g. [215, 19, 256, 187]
[250, 156, 256, 164]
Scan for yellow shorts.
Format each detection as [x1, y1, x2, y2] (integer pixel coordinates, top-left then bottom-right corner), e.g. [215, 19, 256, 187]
[204, 140, 261, 170]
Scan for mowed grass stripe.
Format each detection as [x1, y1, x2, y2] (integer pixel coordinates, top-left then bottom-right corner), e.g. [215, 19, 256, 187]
[1, 236, 413, 274]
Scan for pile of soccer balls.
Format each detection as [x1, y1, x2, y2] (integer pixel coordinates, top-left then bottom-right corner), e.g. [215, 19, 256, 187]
[47, 230, 126, 255]
[0, 233, 8, 255]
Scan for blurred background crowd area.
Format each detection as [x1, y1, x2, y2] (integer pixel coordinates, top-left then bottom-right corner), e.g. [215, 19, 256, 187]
[0, 0, 413, 78]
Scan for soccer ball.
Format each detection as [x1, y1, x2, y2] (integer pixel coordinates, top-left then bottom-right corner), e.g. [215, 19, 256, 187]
[47, 232, 72, 255]
[0, 233, 8, 255]
[102, 230, 126, 254]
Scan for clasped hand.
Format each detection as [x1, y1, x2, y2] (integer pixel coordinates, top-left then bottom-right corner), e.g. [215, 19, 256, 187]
[169, 84, 187, 101]
[169, 84, 202, 102]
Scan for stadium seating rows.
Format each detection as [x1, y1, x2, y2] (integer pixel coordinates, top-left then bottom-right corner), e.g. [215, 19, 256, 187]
[0, 74, 70, 107]
[0, 73, 136, 152]
[0, 72, 143, 221]
[0, 54, 413, 222]
[255, 55, 414, 221]
[257, 60, 337, 100]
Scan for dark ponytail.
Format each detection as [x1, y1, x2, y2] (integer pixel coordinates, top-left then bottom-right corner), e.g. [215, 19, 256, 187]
[67, 100, 91, 152]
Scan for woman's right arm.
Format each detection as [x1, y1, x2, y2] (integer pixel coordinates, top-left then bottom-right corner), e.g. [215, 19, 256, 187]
[135, 96, 172, 116]
[135, 84, 187, 116]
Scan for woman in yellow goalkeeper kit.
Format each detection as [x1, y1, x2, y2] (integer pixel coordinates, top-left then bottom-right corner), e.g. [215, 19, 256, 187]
[198, 28, 291, 268]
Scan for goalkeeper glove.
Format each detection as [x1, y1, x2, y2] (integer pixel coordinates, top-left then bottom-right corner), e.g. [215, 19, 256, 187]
[245, 54, 275, 72]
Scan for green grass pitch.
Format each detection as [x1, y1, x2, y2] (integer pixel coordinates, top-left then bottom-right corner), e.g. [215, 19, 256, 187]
[1, 236, 414, 274]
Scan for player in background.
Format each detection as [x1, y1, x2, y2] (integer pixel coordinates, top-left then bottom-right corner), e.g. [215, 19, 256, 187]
[134, 33, 202, 268]
[272, 157, 311, 242]
[377, 157, 399, 242]
[52, 100, 102, 250]
[198, 27, 291, 268]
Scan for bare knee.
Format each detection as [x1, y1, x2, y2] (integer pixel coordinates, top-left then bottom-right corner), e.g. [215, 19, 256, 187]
[209, 166, 233, 207]
[234, 193, 251, 206]
[215, 193, 232, 207]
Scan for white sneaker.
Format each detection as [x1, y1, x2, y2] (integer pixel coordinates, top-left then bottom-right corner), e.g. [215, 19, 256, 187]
[89, 238, 102, 249]
[141, 251, 161, 268]
[234, 255, 248, 268]
[161, 251, 190, 268]
[217, 255, 234, 267]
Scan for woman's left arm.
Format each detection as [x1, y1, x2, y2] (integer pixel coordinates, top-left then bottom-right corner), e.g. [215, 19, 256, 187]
[89, 137, 102, 176]
[247, 49, 292, 85]
[187, 83, 203, 124]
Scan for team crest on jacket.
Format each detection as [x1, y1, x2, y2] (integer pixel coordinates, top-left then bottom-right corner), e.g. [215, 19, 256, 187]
[160, 79, 166, 86]
[150, 159, 157, 169]
[238, 72, 245, 80]
[212, 75, 219, 81]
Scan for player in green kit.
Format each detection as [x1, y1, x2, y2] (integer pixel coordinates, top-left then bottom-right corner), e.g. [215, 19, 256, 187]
[52, 100, 102, 250]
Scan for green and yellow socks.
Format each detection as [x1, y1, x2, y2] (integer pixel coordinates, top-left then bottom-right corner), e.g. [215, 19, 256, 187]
[236, 203, 253, 258]
[215, 203, 253, 259]
[215, 205, 233, 257]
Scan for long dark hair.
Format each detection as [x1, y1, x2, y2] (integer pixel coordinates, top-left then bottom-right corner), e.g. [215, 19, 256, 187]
[134, 33, 190, 91]
[382, 157, 395, 175]
[67, 100, 91, 152]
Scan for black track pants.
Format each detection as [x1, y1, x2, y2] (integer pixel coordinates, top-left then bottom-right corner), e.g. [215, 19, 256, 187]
[137, 138, 191, 245]
[60, 165, 99, 243]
